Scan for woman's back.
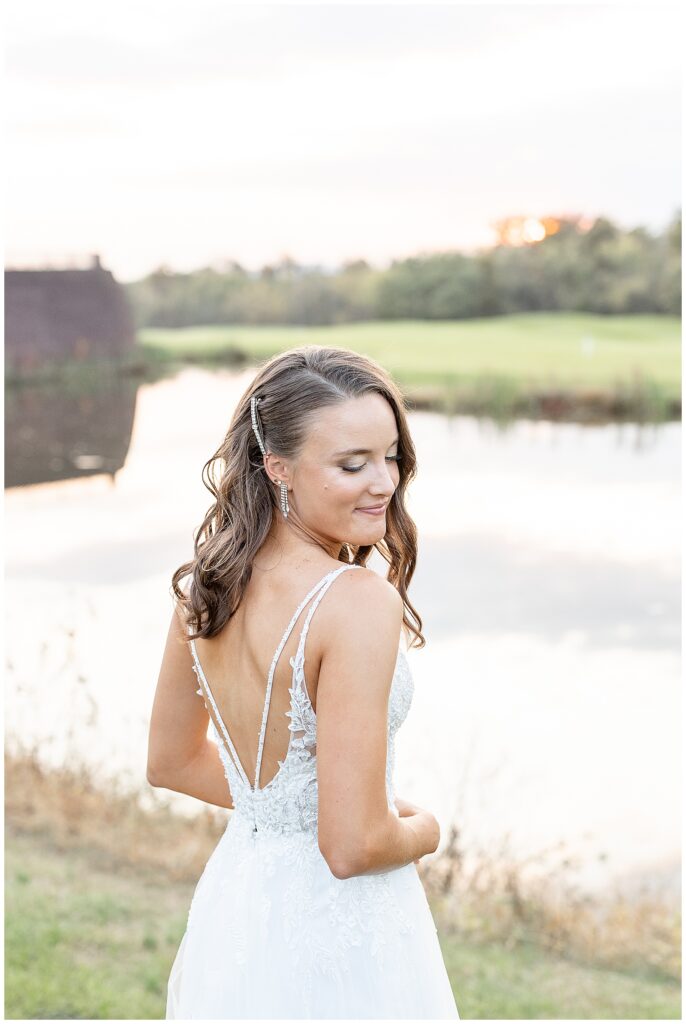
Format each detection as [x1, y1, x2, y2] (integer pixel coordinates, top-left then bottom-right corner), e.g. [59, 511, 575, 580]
[190, 560, 356, 795]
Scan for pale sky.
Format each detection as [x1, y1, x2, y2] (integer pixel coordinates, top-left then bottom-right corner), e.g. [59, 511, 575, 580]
[5, 1, 682, 282]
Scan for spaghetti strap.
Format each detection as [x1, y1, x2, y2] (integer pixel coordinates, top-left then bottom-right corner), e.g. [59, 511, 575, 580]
[187, 563, 361, 795]
[188, 635, 253, 790]
[289, 563, 361, 707]
[253, 563, 359, 791]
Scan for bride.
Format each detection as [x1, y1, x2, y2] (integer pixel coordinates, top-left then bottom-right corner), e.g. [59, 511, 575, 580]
[147, 345, 460, 1018]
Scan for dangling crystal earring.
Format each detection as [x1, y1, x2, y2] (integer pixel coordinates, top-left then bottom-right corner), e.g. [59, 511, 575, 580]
[279, 481, 290, 519]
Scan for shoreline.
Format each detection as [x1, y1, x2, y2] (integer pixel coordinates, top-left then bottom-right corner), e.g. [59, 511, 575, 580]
[6, 350, 681, 425]
[6, 312, 681, 424]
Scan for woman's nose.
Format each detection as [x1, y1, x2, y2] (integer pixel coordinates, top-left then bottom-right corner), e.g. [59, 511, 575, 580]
[373, 460, 397, 494]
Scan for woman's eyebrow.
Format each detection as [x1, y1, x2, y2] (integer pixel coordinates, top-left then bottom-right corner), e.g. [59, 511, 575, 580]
[332, 436, 400, 457]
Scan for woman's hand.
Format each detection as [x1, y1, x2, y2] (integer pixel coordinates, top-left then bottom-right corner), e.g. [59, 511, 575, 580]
[394, 795, 421, 818]
[393, 796, 440, 865]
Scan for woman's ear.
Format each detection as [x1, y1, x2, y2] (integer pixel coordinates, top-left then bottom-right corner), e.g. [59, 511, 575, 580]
[264, 452, 289, 486]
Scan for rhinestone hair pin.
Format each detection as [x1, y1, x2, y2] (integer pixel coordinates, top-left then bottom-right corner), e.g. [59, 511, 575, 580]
[250, 395, 267, 456]
[251, 393, 290, 518]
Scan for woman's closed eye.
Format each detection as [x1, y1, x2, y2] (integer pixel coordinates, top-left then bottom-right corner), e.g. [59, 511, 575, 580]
[341, 455, 402, 473]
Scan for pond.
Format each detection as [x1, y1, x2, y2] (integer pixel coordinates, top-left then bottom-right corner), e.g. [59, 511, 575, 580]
[5, 365, 680, 901]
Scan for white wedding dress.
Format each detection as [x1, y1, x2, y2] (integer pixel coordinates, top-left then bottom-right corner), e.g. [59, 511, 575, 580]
[166, 563, 460, 1019]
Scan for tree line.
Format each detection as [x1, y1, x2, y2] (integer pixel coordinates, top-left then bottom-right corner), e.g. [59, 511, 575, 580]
[125, 212, 681, 327]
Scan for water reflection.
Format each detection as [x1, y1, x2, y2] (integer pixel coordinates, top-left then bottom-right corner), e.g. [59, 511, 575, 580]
[4, 366, 680, 899]
[5, 376, 137, 488]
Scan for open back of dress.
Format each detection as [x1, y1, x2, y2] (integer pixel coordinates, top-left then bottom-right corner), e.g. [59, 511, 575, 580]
[188, 564, 360, 831]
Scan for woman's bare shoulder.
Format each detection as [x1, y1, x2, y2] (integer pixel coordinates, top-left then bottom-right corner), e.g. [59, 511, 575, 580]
[320, 564, 403, 638]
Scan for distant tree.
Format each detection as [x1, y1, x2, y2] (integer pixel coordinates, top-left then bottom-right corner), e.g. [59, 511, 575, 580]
[340, 259, 371, 274]
[125, 213, 681, 326]
[274, 255, 301, 280]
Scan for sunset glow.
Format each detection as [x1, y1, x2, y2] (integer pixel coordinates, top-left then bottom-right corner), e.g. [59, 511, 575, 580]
[5, 2, 681, 280]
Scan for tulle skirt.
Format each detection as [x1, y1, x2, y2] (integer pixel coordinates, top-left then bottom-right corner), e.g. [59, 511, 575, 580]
[166, 811, 460, 1019]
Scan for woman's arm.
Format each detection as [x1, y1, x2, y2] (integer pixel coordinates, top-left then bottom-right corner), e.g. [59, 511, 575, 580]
[148, 736, 234, 810]
[147, 601, 234, 810]
[315, 569, 437, 878]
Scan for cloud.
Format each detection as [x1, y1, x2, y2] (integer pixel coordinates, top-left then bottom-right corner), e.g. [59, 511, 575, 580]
[6, 2, 598, 85]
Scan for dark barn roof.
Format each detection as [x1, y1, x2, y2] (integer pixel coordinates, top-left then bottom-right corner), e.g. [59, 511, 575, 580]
[5, 257, 135, 370]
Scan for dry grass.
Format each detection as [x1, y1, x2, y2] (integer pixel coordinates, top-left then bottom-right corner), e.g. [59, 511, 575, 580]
[420, 821, 681, 982]
[5, 745, 680, 985]
[5, 746, 227, 884]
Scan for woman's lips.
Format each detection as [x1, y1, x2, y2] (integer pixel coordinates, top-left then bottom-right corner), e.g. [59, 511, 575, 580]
[354, 503, 387, 517]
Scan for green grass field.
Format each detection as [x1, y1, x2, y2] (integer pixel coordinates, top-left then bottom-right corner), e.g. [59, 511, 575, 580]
[138, 312, 681, 392]
[5, 827, 681, 1020]
[135, 313, 681, 421]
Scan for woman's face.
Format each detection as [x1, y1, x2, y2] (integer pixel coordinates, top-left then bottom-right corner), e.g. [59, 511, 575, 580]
[287, 392, 401, 548]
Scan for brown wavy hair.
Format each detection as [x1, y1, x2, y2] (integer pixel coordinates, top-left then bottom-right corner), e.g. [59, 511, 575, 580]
[171, 345, 425, 649]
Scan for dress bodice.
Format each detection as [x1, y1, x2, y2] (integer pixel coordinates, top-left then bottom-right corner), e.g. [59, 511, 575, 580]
[188, 564, 415, 836]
